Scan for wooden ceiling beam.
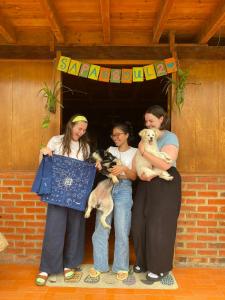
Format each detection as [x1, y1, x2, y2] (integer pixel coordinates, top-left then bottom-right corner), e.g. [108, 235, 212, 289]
[198, 1, 225, 44]
[99, 0, 111, 44]
[0, 11, 16, 43]
[39, 0, 65, 44]
[152, 0, 175, 43]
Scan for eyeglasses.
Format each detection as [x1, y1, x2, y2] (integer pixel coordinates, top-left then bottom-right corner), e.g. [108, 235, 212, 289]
[110, 132, 125, 139]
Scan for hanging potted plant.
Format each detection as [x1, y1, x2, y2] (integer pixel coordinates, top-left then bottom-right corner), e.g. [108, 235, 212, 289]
[165, 68, 189, 112]
[38, 81, 63, 129]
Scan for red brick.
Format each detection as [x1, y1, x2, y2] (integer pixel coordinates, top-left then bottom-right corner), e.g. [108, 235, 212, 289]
[23, 194, 40, 200]
[197, 220, 217, 226]
[3, 180, 22, 186]
[181, 176, 197, 182]
[197, 235, 217, 241]
[219, 236, 225, 241]
[16, 228, 36, 234]
[208, 199, 225, 205]
[209, 243, 225, 249]
[25, 249, 41, 255]
[175, 249, 196, 255]
[2, 194, 21, 200]
[198, 191, 218, 197]
[16, 200, 35, 206]
[0, 173, 16, 178]
[26, 221, 45, 227]
[198, 206, 218, 212]
[0, 200, 15, 207]
[5, 221, 24, 227]
[15, 187, 32, 192]
[187, 184, 207, 189]
[198, 177, 218, 182]
[187, 242, 207, 248]
[0, 214, 14, 220]
[0, 227, 15, 233]
[208, 228, 225, 234]
[182, 191, 197, 197]
[208, 213, 225, 219]
[186, 213, 207, 219]
[198, 250, 217, 255]
[186, 199, 206, 204]
[187, 228, 207, 233]
[15, 215, 35, 220]
[15, 174, 35, 179]
[7, 248, 24, 254]
[5, 234, 24, 240]
[208, 184, 225, 190]
[15, 241, 35, 248]
[176, 234, 195, 240]
[26, 208, 45, 214]
[25, 235, 43, 240]
[0, 187, 13, 192]
[22, 180, 33, 186]
[5, 207, 24, 213]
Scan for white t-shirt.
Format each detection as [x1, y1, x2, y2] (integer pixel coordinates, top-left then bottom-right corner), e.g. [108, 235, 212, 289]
[47, 134, 89, 161]
[108, 146, 137, 171]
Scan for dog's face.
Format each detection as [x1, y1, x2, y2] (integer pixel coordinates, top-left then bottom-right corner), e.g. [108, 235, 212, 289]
[92, 150, 117, 176]
[139, 128, 159, 144]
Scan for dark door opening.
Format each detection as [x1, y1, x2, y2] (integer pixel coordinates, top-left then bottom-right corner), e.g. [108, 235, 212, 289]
[62, 67, 169, 263]
[62, 68, 169, 151]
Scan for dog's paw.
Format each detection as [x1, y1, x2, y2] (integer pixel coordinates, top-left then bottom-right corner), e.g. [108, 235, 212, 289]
[84, 211, 90, 218]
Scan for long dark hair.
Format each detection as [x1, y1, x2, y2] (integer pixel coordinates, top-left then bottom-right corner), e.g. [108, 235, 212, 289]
[112, 121, 134, 145]
[145, 105, 170, 130]
[62, 114, 90, 159]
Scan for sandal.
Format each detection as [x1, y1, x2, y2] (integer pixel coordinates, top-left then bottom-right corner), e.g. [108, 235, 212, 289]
[64, 269, 75, 280]
[35, 273, 48, 286]
[116, 271, 128, 281]
[89, 267, 101, 278]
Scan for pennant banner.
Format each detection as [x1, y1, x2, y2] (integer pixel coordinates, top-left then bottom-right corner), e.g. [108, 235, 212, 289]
[57, 56, 177, 83]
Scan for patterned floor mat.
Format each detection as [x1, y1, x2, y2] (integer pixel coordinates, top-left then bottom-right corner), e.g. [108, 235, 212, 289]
[46, 264, 178, 289]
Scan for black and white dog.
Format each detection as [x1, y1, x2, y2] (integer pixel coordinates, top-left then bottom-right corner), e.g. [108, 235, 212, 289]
[85, 150, 120, 229]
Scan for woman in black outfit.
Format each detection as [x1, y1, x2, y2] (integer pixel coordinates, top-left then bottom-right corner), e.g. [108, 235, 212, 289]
[131, 105, 181, 282]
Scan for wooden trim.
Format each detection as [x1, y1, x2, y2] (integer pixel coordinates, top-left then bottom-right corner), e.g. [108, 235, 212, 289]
[99, 0, 111, 44]
[39, 0, 65, 43]
[152, 0, 175, 43]
[0, 10, 16, 43]
[198, 2, 225, 44]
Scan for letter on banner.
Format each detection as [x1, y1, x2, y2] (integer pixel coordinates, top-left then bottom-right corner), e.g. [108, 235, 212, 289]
[79, 63, 91, 78]
[144, 65, 156, 80]
[99, 67, 111, 82]
[121, 69, 132, 83]
[133, 67, 144, 82]
[68, 60, 82, 76]
[57, 56, 71, 72]
[164, 57, 177, 74]
[154, 62, 167, 77]
[110, 69, 121, 83]
[88, 65, 100, 80]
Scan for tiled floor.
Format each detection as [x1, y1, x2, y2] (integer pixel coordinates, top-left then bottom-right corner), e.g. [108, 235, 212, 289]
[0, 264, 224, 300]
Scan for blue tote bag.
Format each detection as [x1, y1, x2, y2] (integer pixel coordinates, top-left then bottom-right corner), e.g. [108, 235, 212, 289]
[32, 154, 96, 212]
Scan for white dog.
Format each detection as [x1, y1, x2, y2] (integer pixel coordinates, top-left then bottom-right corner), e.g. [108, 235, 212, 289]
[85, 178, 114, 229]
[135, 128, 173, 181]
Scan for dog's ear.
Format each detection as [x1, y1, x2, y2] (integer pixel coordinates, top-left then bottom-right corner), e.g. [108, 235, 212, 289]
[152, 128, 160, 139]
[139, 129, 146, 138]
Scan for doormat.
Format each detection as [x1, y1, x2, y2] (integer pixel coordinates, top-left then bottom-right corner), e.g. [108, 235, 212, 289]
[46, 264, 178, 290]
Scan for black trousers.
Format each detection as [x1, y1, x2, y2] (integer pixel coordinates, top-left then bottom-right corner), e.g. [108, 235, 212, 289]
[40, 204, 85, 274]
[131, 167, 181, 274]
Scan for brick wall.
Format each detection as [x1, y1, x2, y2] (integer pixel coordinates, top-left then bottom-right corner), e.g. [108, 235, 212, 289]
[0, 172, 225, 267]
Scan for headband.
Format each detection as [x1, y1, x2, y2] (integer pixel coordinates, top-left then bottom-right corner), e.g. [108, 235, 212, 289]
[72, 115, 88, 123]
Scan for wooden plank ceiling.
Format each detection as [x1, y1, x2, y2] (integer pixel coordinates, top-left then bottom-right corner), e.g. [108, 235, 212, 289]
[0, 0, 225, 58]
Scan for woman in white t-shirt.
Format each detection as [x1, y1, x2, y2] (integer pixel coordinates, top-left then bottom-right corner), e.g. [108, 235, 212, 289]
[35, 114, 90, 286]
[90, 121, 137, 281]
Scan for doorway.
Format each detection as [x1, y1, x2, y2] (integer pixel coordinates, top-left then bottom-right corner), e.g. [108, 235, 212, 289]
[61, 66, 169, 263]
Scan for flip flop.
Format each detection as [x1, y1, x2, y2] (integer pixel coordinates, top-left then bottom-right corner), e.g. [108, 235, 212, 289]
[89, 268, 101, 278]
[65, 271, 83, 283]
[122, 274, 136, 286]
[64, 269, 75, 281]
[35, 273, 48, 286]
[116, 271, 128, 281]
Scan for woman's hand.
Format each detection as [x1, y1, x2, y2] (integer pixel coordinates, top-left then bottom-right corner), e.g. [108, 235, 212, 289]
[40, 147, 53, 156]
[138, 141, 145, 154]
[110, 165, 126, 176]
[95, 161, 102, 171]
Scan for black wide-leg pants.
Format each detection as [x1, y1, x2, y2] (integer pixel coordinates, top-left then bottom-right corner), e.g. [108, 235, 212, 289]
[131, 167, 181, 274]
[40, 204, 85, 274]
